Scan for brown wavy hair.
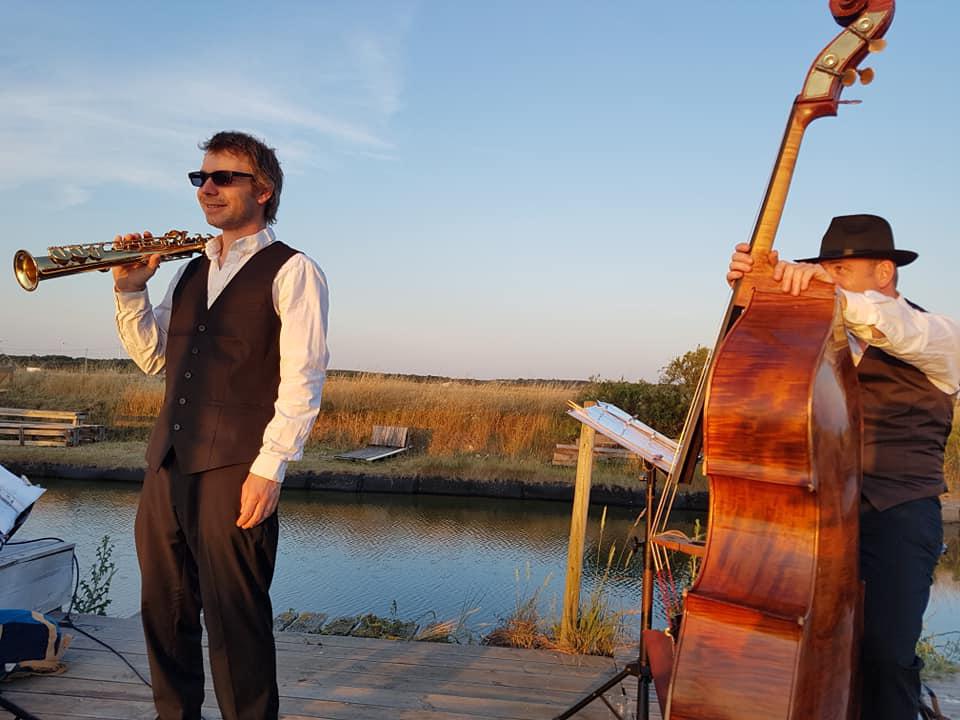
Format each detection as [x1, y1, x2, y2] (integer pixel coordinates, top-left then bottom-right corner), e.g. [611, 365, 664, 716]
[199, 131, 283, 225]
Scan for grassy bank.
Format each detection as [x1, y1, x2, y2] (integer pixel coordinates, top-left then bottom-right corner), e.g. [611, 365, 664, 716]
[2, 364, 956, 491]
[0, 439, 653, 489]
[0, 366, 654, 488]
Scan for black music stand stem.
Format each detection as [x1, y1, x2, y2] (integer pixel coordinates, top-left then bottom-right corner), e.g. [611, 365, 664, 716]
[553, 462, 657, 720]
[0, 692, 44, 720]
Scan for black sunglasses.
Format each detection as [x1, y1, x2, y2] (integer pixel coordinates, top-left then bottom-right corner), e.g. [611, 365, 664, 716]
[188, 170, 255, 187]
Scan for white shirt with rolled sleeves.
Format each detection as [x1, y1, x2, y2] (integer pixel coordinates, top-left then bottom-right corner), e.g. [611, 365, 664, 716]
[839, 288, 960, 396]
[114, 227, 329, 483]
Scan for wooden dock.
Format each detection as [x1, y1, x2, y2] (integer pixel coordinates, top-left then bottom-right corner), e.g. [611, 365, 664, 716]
[5, 614, 960, 718]
[0, 614, 652, 719]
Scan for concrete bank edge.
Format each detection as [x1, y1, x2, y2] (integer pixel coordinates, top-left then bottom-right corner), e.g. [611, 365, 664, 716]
[4, 460, 710, 510]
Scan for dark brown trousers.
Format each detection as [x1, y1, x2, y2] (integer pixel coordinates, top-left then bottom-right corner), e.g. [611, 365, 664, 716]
[135, 453, 279, 720]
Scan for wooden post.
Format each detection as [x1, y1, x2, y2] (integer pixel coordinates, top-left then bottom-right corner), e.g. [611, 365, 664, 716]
[560, 403, 596, 645]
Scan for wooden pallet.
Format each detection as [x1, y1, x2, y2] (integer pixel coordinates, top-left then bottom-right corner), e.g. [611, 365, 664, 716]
[0, 422, 80, 447]
[0, 408, 106, 446]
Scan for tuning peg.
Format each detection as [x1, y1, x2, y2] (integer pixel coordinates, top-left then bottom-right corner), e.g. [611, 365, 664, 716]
[841, 69, 858, 86]
[868, 38, 887, 53]
[857, 67, 875, 85]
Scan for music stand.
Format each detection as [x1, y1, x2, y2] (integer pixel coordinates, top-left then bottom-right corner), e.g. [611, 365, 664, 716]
[553, 403, 676, 720]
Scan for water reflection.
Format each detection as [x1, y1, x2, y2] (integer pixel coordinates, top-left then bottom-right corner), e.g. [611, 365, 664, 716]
[19, 479, 691, 632]
[18, 478, 957, 640]
[926, 523, 960, 638]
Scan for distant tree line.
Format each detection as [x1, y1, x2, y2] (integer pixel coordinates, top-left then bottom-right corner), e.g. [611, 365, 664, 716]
[0, 354, 591, 386]
[0, 354, 140, 372]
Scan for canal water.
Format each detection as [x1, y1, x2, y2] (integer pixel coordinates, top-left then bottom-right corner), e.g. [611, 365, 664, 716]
[12, 478, 960, 642]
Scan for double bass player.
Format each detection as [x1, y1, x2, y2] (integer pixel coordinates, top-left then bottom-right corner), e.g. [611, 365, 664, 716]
[728, 213, 960, 720]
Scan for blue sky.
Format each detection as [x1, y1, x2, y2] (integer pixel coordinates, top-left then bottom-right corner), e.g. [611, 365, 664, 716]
[1, 2, 956, 380]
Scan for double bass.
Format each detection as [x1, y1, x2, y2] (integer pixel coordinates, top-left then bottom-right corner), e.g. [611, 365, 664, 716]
[657, 2, 895, 718]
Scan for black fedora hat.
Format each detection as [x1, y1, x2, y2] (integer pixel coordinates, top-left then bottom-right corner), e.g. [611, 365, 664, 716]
[796, 214, 918, 267]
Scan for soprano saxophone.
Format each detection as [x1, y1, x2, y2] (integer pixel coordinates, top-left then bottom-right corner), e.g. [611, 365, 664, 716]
[13, 231, 214, 291]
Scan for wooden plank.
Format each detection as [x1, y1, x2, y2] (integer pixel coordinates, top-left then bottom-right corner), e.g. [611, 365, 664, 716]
[0, 439, 72, 447]
[334, 446, 408, 462]
[59, 643, 613, 696]
[64, 630, 617, 679]
[0, 408, 86, 425]
[561, 418, 595, 644]
[0, 429, 74, 439]
[369, 425, 408, 448]
[0, 421, 80, 429]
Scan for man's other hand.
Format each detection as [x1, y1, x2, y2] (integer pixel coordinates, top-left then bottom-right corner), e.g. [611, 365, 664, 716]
[237, 472, 282, 529]
[772, 259, 835, 296]
[726, 243, 780, 287]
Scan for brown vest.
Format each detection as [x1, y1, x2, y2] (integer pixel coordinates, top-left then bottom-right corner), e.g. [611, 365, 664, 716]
[857, 301, 955, 511]
[145, 242, 298, 474]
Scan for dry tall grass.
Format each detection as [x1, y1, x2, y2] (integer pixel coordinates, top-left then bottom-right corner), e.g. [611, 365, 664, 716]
[2, 368, 580, 460]
[317, 375, 576, 458]
[6, 367, 960, 485]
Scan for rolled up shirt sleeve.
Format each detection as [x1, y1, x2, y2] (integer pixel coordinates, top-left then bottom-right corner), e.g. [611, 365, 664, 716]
[249, 254, 330, 483]
[114, 266, 184, 376]
[841, 288, 960, 395]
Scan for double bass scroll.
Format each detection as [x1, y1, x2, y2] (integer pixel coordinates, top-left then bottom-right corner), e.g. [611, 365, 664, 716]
[667, 0, 895, 490]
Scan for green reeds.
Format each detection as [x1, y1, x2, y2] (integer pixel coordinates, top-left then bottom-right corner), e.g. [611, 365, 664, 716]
[485, 513, 629, 657]
[917, 631, 960, 678]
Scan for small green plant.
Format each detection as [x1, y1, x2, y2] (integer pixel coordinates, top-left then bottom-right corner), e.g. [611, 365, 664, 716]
[414, 592, 483, 644]
[918, 631, 960, 679]
[550, 550, 624, 656]
[550, 507, 625, 656]
[484, 563, 554, 649]
[74, 535, 117, 616]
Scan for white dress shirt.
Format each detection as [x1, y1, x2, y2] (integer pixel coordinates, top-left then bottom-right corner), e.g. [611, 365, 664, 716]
[114, 227, 329, 483]
[840, 288, 960, 396]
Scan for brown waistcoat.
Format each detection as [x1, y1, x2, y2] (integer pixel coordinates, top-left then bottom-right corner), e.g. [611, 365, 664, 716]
[145, 242, 298, 474]
[857, 303, 955, 511]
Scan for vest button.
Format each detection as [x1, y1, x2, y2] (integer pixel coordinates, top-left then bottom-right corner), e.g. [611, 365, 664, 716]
[173, 423, 182, 431]
[178, 397, 187, 405]
[198, 324, 206, 332]
[184, 371, 192, 379]
[191, 347, 199, 355]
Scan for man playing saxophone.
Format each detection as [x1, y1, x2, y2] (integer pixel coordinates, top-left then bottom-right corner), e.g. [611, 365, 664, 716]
[112, 130, 329, 720]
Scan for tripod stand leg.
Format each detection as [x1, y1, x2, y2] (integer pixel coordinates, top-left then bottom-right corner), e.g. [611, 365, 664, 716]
[552, 661, 641, 720]
[637, 463, 656, 720]
[0, 691, 44, 720]
[552, 464, 659, 720]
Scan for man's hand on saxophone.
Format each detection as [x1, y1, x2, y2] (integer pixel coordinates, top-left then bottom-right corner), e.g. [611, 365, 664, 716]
[112, 231, 163, 292]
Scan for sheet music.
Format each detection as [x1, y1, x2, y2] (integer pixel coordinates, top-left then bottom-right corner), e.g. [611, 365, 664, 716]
[566, 401, 677, 474]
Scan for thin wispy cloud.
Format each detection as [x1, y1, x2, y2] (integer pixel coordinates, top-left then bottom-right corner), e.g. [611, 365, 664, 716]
[348, 31, 405, 117]
[0, 12, 410, 205]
